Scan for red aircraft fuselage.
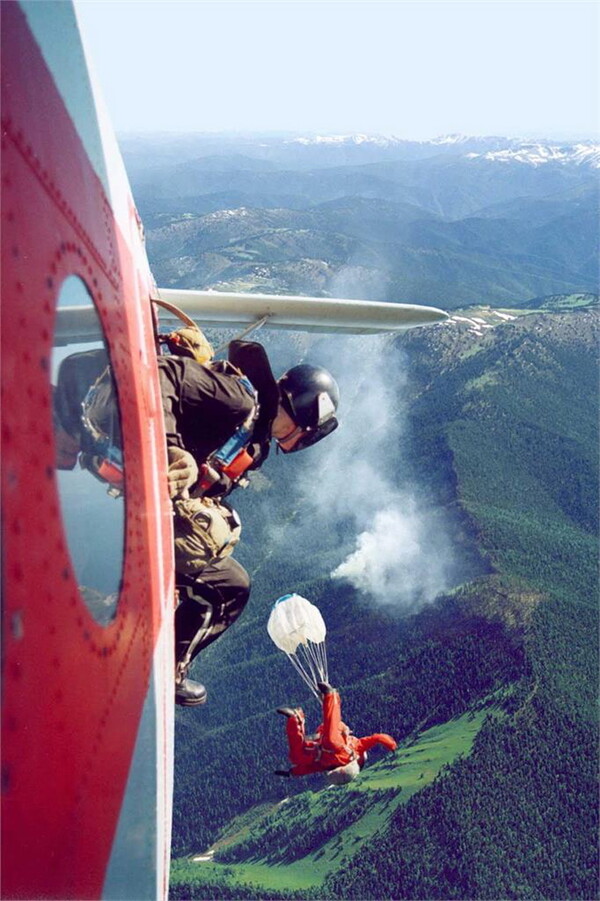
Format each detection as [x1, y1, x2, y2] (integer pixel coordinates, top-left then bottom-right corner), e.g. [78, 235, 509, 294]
[2, 3, 175, 898]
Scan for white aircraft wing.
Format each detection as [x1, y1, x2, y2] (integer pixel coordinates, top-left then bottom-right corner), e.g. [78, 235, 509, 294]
[158, 288, 448, 334]
[55, 289, 447, 346]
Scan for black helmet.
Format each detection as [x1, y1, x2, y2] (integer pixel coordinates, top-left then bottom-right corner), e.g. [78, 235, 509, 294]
[277, 364, 339, 453]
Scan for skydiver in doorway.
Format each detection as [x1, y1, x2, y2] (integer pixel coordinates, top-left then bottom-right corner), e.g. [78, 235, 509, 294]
[275, 682, 397, 784]
[159, 328, 340, 707]
[51, 325, 341, 708]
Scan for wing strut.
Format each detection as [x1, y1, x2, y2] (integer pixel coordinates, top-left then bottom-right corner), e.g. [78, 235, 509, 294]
[214, 315, 272, 354]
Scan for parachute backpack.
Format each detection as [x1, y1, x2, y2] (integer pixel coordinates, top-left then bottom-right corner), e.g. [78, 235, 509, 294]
[267, 594, 328, 699]
[172, 496, 241, 574]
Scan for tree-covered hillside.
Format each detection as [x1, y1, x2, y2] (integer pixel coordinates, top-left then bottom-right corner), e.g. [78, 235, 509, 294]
[169, 304, 598, 900]
[127, 132, 599, 307]
[144, 186, 598, 308]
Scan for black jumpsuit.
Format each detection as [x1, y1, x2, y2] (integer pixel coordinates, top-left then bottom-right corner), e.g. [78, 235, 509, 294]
[54, 343, 279, 670]
[158, 342, 279, 670]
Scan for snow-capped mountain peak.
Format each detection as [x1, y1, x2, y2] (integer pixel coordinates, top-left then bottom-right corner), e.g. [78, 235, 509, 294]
[284, 134, 599, 168]
[429, 134, 474, 145]
[288, 134, 401, 147]
[466, 141, 600, 168]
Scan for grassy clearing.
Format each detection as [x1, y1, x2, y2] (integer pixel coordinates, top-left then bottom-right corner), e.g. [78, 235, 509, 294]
[359, 711, 488, 798]
[171, 709, 495, 895]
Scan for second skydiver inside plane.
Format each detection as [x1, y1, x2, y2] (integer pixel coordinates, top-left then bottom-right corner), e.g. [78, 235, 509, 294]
[159, 328, 340, 707]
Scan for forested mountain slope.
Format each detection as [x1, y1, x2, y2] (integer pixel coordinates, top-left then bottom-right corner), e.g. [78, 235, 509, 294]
[169, 303, 598, 900]
[128, 132, 598, 307]
[145, 185, 597, 308]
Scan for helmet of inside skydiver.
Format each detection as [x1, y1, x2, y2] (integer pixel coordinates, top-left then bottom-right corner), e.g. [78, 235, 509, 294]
[276, 364, 340, 453]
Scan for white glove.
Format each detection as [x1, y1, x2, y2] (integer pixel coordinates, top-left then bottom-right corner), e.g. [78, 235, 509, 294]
[167, 446, 199, 499]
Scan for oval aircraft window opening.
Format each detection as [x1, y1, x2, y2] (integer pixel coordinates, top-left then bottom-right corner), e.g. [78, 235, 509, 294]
[51, 275, 125, 625]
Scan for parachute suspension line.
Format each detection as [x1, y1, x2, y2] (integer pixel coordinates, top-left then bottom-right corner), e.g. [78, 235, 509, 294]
[286, 652, 321, 701]
[312, 638, 329, 683]
[289, 640, 329, 700]
[300, 640, 328, 685]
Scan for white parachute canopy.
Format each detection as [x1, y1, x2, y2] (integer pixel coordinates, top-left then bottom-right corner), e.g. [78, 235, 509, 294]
[267, 594, 329, 699]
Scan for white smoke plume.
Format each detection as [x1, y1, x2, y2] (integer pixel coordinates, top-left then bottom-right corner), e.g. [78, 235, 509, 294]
[295, 328, 456, 610]
[330, 503, 453, 611]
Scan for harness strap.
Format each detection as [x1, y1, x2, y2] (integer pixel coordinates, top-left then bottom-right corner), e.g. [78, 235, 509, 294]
[197, 369, 260, 493]
[176, 588, 213, 675]
[315, 743, 357, 765]
[80, 366, 124, 494]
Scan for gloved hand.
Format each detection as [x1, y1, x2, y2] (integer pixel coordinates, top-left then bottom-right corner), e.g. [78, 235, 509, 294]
[167, 446, 198, 498]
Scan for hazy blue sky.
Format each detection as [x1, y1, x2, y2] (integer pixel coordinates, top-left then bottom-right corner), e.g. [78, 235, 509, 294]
[75, 1, 598, 140]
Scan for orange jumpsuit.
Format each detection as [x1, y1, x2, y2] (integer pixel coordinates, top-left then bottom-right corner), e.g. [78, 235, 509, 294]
[286, 690, 397, 776]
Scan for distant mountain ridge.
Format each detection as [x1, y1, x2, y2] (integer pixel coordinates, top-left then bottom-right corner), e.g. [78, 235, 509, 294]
[285, 133, 600, 168]
[144, 187, 598, 307]
[125, 131, 598, 307]
[122, 132, 600, 172]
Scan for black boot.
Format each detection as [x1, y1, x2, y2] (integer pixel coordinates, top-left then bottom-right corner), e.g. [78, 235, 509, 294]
[175, 658, 207, 707]
[175, 678, 208, 707]
[276, 707, 297, 717]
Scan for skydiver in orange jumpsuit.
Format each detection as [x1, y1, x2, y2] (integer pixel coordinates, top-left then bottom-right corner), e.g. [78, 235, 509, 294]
[276, 682, 397, 784]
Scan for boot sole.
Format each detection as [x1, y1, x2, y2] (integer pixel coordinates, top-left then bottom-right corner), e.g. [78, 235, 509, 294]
[175, 695, 208, 707]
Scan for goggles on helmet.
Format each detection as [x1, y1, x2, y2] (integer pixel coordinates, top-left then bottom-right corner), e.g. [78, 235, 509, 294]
[277, 414, 338, 454]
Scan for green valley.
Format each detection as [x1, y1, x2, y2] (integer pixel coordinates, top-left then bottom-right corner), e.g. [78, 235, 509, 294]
[171, 709, 497, 898]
